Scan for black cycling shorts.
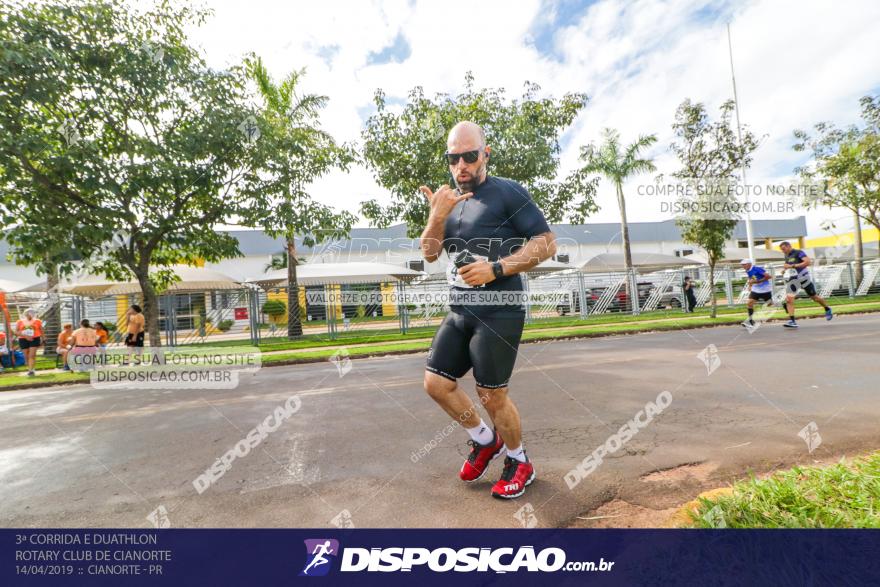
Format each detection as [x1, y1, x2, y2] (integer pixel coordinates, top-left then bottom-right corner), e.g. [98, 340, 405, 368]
[125, 332, 145, 347]
[19, 337, 41, 350]
[748, 291, 773, 302]
[425, 310, 525, 389]
[786, 279, 817, 297]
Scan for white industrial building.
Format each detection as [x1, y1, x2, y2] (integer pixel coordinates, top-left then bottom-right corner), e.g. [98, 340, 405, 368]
[0, 217, 809, 286]
[206, 217, 809, 280]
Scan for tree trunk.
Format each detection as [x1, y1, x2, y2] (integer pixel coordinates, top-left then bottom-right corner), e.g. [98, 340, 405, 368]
[617, 182, 634, 309]
[133, 265, 162, 347]
[43, 260, 62, 357]
[617, 182, 633, 271]
[708, 261, 717, 319]
[853, 210, 864, 285]
[286, 237, 303, 338]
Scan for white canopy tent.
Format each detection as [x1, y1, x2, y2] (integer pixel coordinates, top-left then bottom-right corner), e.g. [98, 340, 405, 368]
[579, 252, 702, 274]
[252, 262, 424, 288]
[426, 258, 575, 279]
[523, 259, 576, 275]
[0, 279, 29, 293]
[20, 265, 243, 298]
[687, 247, 785, 266]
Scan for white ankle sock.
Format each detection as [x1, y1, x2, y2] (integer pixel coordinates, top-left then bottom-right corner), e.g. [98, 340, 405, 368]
[506, 445, 527, 463]
[465, 420, 494, 445]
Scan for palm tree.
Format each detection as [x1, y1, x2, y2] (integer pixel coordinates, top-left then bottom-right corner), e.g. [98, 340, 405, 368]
[264, 251, 306, 273]
[246, 56, 354, 338]
[580, 129, 657, 275]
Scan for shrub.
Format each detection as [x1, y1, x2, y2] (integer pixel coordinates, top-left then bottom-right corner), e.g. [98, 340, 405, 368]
[262, 300, 286, 318]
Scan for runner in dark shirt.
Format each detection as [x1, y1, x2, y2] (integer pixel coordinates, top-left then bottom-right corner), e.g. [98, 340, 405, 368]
[779, 241, 832, 328]
[420, 121, 556, 499]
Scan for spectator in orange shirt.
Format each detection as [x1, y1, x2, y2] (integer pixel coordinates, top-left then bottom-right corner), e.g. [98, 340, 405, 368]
[95, 322, 109, 346]
[16, 308, 43, 376]
[94, 321, 109, 366]
[56, 323, 74, 371]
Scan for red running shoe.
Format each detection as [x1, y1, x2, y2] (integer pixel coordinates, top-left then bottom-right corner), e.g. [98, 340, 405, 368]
[491, 456, 535, 499]
[459, 431, 505, 482]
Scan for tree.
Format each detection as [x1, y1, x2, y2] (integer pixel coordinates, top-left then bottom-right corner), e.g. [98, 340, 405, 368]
[360, 73, 599, 236]
[670, 99, 759, 318]
[0, 144, 99, 354]
[243, 56, 355, 338]
[261, 299, 286, 326]
[793, 95, 880, 280]
[578, 128, 657, 273]
[0, 0, 264, 346]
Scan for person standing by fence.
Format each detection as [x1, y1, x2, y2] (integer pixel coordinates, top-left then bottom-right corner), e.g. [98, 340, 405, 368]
[683, 276, 697, 312]
[125, 304, 146, 360]
[0, 330, 8, 373]
[16, 308, 43, 376]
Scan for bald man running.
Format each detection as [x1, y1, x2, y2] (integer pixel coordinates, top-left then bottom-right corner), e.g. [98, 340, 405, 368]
[419, 121, 557, 499]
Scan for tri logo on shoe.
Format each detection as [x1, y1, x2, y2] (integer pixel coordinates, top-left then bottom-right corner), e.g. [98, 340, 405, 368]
[492, 457, 535, 499]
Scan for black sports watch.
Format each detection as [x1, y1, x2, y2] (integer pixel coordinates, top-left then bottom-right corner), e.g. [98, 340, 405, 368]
[491, 261, 505, 279]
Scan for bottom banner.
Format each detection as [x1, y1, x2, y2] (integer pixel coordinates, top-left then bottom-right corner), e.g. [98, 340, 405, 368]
[4, 529, 879, 586]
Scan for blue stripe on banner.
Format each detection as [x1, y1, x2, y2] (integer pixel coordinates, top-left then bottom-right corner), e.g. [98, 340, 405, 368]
[3, 529, 879, 586]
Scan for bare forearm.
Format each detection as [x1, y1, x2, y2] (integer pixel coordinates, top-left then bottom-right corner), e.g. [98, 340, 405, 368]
[420, 214, 446, 263]
[500, 232, 556, 276]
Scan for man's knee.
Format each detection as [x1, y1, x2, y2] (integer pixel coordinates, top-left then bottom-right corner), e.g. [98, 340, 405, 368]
[478, 385, 509, 412]
[424, 371, 456, 401]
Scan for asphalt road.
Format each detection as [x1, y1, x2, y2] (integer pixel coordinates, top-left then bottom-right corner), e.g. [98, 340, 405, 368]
[1, 313, 878, 528]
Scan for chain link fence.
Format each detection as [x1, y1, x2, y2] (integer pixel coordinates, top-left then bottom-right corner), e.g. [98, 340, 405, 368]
[2, 258, 879, 370]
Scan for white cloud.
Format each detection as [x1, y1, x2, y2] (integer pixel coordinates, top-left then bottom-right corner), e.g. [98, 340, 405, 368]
[189, 0, 880, 237]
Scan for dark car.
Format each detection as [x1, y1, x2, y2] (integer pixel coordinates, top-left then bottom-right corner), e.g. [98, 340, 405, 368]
[556, 282, 657, 315]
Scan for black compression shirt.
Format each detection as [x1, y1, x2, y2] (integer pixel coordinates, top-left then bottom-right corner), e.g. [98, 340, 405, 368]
[440, 176, 551, 314]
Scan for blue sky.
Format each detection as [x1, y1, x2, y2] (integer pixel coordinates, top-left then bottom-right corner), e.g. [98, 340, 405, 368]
[193, 0, 880, 237]
[367, 32, 411, 65]
[527, 0, 599, 60]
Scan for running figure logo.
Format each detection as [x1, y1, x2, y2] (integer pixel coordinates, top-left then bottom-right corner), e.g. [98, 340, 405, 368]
[300, 539, 339, 577]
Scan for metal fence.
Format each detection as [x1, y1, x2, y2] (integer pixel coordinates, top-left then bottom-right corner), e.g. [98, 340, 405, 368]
[4, 260, 879, 357]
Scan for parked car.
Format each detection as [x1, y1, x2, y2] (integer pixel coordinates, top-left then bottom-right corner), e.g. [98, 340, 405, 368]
[556, 282, 661, 314]
[656, 284, 684, 308]
[555, 289, 595, 315]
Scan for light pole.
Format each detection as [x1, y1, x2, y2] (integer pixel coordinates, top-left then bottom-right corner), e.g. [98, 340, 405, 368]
[727, 23, 756, 263]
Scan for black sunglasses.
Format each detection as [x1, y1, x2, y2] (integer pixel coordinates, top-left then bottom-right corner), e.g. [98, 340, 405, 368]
[444, 150, 481, 166]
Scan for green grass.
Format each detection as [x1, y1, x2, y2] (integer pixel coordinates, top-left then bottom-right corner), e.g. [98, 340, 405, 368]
[262, 341, 431, 363]
[690, 452, 880, 528]
[0, 370, 89, 388]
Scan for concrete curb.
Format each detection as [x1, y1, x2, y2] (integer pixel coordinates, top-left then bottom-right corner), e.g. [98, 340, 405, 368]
[665, 487, 735, 528]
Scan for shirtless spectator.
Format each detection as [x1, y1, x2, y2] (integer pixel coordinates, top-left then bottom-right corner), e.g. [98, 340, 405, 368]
[125, 304, 145, 360]
[69, 319, 98, 371]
